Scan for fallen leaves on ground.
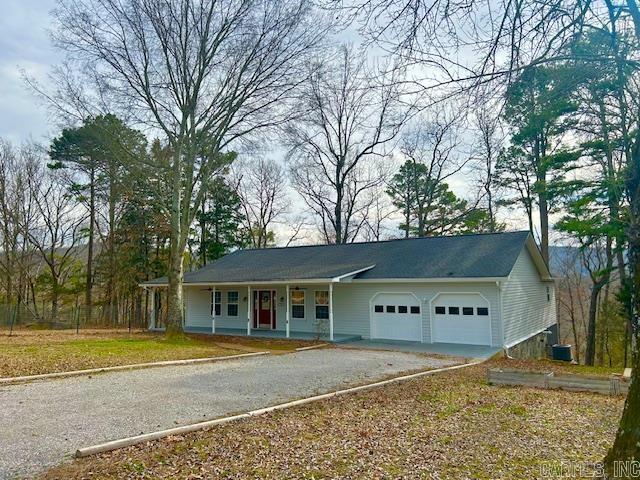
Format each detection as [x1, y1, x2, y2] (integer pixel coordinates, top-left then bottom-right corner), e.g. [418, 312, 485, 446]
[0, 329, 252, 377]
[42, 360, 624, 479]
[0, 328, 319, 378]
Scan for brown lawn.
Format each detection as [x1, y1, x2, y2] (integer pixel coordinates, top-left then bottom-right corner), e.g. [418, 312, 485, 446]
[0, 328, 315, 378]
[41, 359, 624, 479]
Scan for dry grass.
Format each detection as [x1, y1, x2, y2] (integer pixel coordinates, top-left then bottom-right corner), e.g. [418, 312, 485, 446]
[0, 328, 150, 346]
[491, 356, 626, 377]
[0, 329, 313, 378]
[42, 359, 624, 479]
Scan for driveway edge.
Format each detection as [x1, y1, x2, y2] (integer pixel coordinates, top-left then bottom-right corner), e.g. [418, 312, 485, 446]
[295, 343, 329, 351]
[75, 359, 484, 458]
[0, 351, 270, 385]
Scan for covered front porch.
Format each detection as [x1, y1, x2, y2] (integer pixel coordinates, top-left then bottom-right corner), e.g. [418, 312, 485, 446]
[182, 326, 361, 343]
[144, 279, 357, 342]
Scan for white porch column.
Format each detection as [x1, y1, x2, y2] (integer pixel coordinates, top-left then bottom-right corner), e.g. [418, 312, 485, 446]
[329, 283, 334, 341]
[286, 284, 290, 338]
[149, 288, 156, 330]
[247, 286, 252, 336]
[211, 286, 216, 334]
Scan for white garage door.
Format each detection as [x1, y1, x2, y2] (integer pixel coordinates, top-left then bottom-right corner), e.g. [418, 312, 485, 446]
[432, 293, 492, 345]
[371, 293, 422, 341]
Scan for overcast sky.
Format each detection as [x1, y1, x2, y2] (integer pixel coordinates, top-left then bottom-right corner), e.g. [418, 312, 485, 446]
[0, 1, 542, 242]
[0, 0, 60, 144]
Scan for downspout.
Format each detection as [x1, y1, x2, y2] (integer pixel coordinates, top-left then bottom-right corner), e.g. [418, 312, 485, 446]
[497, 280, 514, 359]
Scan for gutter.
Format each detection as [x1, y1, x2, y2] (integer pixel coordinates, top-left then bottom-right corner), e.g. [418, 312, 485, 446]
[140, 275, 509, 288]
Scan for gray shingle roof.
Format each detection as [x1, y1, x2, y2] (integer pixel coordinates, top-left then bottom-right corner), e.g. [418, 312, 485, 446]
[144, 231, 533, 285]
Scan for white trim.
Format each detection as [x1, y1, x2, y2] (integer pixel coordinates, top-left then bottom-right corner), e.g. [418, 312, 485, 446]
[141, 275, 375, 288]
[313, 289, 330, 320]
[497, 281, 504, 345]
[290, 289, 306, 320]
[270, 290, 274, 328]
[329, 284, 334, 341]
[254, 289, 277, 330]
[352, 277, 506, 284]
[141, 275, 507, 288]
[211, 286, 216, 334]
[331, 265, 376, 282]
[428, 292, 493, 346]
[246, 286, 251, 336]
[285, 284, 290, 338]
[226, 290, 239, 317]
[149, 289, 156, 329]
[211, 289, 222, 316]
[368, 291, 422, 341]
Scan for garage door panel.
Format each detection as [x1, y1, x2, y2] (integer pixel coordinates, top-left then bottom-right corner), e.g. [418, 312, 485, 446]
[432, 316, 491, 344]
[432, 293, 491, 346]
[371, 293, 422, 342]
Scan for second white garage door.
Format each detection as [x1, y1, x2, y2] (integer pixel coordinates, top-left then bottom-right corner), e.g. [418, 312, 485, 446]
[371, 293, 422, 341]
[431, 293, 492, 345]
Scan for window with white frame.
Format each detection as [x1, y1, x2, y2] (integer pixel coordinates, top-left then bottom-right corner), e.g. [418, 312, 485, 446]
[227, 291, 239, 316]
[211, 290, 221, 316]
[291, 290, 305, 319]
[315, 291, 329, 319]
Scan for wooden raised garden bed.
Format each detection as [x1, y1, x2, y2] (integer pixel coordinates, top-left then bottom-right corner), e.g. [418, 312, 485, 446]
[487, 368, 629, 396]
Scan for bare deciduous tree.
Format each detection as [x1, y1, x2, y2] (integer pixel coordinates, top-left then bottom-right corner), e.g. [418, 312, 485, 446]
[0, 141, 45, 328]
[25, 167, 87, 321]
[471, 103, 505, 232]
[554, 246, 590, 363]
[360, 185, 396, 241]
[52, 0, 329, 333]
[233, 158, 289, 249]
[286, 45, 407, 244]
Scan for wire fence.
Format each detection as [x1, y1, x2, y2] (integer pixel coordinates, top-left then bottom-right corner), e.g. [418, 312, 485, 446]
[0, 302, 150, 334]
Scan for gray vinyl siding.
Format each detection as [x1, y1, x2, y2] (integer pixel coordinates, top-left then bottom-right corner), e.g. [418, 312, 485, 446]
[334, 282, 501, 346]
[501, 248, 557, 347]
[185, 286, 250, 330]
[185, 282, 502, 346]
[185, 284, 337, 334]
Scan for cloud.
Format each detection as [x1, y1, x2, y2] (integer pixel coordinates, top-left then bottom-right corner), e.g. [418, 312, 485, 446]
[0, 0, 61, 143]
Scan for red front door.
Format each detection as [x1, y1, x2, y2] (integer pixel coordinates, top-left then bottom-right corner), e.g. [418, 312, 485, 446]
[254, 290, 276, 329]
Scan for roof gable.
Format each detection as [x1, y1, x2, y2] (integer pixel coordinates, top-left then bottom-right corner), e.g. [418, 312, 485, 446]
[523, 235, 554, 281]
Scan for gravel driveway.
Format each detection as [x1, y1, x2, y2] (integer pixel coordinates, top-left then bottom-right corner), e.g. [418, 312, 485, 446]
[0, 348, 458, 479]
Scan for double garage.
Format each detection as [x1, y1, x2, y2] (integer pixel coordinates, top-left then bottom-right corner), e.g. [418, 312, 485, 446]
[370, 292, 492, 346]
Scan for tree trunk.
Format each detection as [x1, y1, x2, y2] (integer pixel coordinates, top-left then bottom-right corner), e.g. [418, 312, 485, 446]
[597, 296, 606, 367]
[335, 181, 343, 244]
[108, 168, 117, 325]
[487, 189, 495, 232]
[200, 195, 207, 266]
[539, 192, 550, 266]
[166, 235, 184, 335]
[85, 166, 95, 323]
[51, 279, 59, 322]
[571, 313, 581, 364]
[165, 150, 185, 335]
[604, 351, 640, 475]
[584, 284, 600, 366]
[605, 15, 640, 472]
